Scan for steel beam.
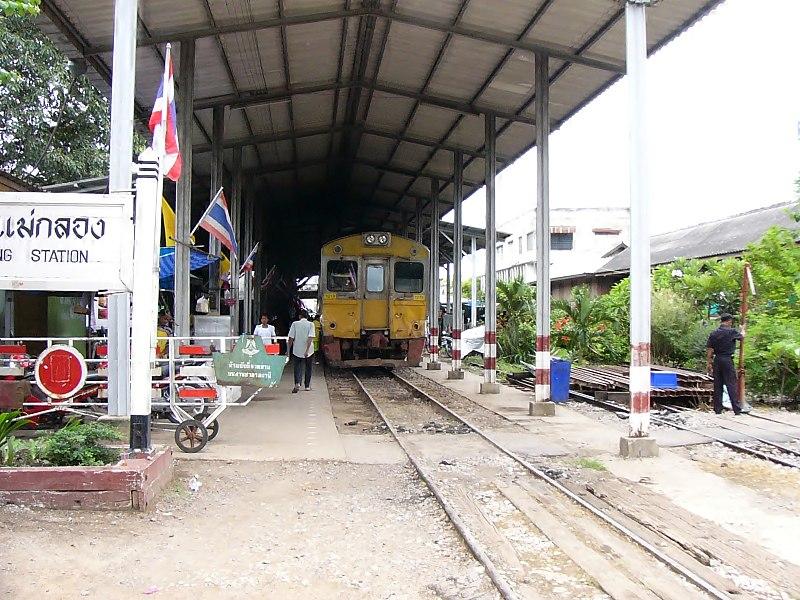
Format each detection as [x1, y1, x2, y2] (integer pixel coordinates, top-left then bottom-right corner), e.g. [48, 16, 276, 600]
[277, 0, 300, 187]
[193, 80, 536, 125]
[481, 114, 499, 393]
[534, 53, 552, 407]
[174, 39, 194, 340]
[415, 197, 423, 243]
[85, 6, 624, 74]
[106, 0, 137, 418]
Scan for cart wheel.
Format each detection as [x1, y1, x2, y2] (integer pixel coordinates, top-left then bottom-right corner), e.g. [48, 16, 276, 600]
[174, 419, 208, 453]
[206, 419, 220, 441]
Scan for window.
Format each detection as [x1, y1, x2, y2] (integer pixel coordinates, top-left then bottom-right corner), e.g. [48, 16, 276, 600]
[518, 236, 523, 254]
[395, 261, 424, 293]
[366, 264, 385, 293]
[526, 232, 534, 251]
[327, 260, 358, 292]
[551, 232, 573, 251]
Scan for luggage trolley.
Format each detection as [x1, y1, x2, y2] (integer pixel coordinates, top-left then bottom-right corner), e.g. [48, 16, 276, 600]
[152, 335, 288, 453]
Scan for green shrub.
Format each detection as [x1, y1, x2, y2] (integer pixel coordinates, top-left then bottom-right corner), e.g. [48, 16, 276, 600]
[43, 420, 123, 467]
[0, 410, 30, 465]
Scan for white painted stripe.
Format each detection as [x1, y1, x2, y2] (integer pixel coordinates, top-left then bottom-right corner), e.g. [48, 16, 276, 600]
[485, 344, 496, 358]
[628, 411, 650, 437]
[485, 370, 496, 384]
[535, 384, 550, 401]
[629, 365, 650, 394]
[535, 351, 551, 370]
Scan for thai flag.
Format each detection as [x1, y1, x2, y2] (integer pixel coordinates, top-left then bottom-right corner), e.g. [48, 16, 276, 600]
[239, 243, 259, 274]
[196, 188, 238, 257]
[148, 43, 182, 182]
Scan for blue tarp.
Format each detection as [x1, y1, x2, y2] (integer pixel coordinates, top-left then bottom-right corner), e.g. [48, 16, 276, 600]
[159, 247, 219, 290]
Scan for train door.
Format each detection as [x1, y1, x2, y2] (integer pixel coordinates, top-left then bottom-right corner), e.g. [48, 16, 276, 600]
[361, 259, 389, 330]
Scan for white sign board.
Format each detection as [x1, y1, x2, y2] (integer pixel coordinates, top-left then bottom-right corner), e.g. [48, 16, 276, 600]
[0, 192, 133, 292]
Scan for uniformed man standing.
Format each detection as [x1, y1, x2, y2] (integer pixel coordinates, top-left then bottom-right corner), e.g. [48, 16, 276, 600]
[706, 313, 744, 415]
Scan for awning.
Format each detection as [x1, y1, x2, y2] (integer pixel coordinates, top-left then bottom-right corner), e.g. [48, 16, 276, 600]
[159, 247, 219, 290]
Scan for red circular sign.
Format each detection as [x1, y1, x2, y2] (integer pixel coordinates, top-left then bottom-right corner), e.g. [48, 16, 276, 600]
[34, 346, 87, 399]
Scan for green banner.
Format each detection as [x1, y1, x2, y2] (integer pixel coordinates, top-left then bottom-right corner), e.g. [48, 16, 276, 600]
[212, 335, 287, 387]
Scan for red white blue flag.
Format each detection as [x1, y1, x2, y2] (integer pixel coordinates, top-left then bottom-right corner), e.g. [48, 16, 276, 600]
[148, 43, 182, 182]
[195, 188, 238, 257]
[239, 242, 259, 274]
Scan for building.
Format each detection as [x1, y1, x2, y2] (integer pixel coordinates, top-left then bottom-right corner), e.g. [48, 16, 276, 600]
[494, 207, 630, 296]
[551, 202, 798, 297]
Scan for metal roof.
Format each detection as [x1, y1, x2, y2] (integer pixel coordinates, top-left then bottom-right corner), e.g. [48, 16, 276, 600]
[35, 0, 723, 270]
[599, 203, 798, 274]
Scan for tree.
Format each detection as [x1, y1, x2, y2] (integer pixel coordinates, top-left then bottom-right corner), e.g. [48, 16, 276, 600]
[461, 279, 485, 301]
[0, 14, 111, 186]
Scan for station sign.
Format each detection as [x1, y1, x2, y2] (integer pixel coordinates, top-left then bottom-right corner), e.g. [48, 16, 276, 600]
[0, 192, 133, 292]
[212, 335, 287, 387]
[34, 345, 88, 399]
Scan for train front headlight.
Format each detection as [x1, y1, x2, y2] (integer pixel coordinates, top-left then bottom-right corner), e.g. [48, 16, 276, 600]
[363, 232, 391, 246]
[377, 234, 388, 245]
[365, 234, 376, 245]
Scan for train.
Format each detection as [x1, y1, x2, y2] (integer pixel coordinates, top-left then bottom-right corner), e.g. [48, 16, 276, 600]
[319, 232, 429, 368]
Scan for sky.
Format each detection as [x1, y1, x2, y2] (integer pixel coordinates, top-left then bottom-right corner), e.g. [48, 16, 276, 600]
[451, 0, 800, 243]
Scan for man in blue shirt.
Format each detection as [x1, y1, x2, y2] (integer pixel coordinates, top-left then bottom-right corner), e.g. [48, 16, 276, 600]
[706, 314, 744, 415]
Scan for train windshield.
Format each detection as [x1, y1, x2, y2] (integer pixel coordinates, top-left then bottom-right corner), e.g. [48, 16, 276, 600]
[327, 260, 358, 292]
[366, 264, 385, 293]
[394, 261, 424, 293]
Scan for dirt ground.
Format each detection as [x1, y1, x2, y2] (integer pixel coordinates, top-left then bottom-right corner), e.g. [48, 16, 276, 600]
[0, 460, 498, 600]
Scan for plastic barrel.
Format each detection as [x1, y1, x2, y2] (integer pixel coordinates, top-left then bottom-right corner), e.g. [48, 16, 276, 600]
[550, 358, 571, 403]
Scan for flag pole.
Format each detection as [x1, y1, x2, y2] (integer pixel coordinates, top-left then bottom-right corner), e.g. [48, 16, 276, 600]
[190, 186, 223, 238]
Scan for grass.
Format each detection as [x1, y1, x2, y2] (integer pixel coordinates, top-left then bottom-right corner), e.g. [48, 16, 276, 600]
[575, 457, 607, 472]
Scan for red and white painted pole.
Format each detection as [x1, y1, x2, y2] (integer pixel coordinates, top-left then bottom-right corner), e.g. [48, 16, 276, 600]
[481, 114, 499, 393]
[427, 178, 442, 371]
[623, 1, 657, 456]
[448, 151, 465, 380]
[531, 52, 555, 416]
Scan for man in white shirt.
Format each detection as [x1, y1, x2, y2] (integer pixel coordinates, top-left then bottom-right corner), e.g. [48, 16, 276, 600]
[253, 314, 276, 345]
[288, 310, 316, 393]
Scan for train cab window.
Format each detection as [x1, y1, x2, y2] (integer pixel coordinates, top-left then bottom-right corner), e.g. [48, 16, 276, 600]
[327, 260, 358, 292]
[366, 264, 385, 293]
[394, 261, 424, 293]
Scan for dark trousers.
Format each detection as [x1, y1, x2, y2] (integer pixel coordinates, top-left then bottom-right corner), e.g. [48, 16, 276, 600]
[293, 356, 313, 388]
[712, 355, 740, 414]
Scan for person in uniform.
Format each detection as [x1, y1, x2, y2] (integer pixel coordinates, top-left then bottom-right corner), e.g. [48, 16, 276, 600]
[706, 313, 744, 415]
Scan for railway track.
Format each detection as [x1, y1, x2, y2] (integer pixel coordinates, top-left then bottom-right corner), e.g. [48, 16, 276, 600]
[568, 390, 800, 469]
[345, 368, 747, 600]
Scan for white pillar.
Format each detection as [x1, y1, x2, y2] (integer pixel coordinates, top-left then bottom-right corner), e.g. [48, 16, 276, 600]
[626, 1, 653, 442]
[107, 0, 138, 417]
[533, 52, 554, 414]
[129, 149, 161, 450]
[174, 39, 194, 339]
[230, 146, 242, 334]
[470, 235, 477, 328]
[481, 114, 499, 393]
[209, 106, 224, 313]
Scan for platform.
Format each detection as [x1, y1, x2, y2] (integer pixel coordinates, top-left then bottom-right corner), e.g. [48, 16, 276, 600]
[151, 362, 404, 465]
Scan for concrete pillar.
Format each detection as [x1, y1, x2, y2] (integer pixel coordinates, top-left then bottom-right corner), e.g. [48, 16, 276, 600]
[241, 185, 253, 331]
[622, 0, 657, 458]
[470, 235, 477, 329]
[531, 53, 555, 417]
[448, 150, 465, 380]
[106, 0, 138, 417]
[174, 38, 194, 339]
[481, 114, 499, 394]
[230, 146, 242, 334]
[209, 105, 224, 313]
[427, 178, 441, 370]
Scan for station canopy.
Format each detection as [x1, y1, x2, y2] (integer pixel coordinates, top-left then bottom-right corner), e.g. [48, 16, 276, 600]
[35, 0, 721, 274]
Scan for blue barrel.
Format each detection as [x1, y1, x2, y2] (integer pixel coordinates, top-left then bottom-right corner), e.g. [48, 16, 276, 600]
[550, 358, 571, 403]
